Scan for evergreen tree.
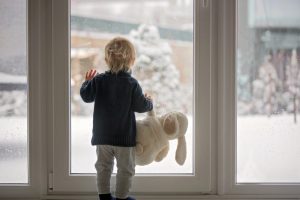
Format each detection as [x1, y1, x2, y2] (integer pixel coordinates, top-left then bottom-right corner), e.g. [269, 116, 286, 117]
[129, 24, 186, 115]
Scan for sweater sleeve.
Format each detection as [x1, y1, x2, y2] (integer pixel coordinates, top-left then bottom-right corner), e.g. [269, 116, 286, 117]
[80, 78, 96, 103]
[132, 82, 153, 113]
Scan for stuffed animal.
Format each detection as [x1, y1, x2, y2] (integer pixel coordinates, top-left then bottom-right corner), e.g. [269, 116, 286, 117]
[135, 110, 188, 166]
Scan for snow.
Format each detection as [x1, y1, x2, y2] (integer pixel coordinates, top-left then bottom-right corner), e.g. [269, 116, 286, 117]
[0, 72, 27, 84]
[237, 114, 300, 183]
[0, 117, 27, 183]
[0, 91, 27, 116]
[129, 24, 191, 115]
[1, 115, 300, 183]
[71, 116, 193, 174]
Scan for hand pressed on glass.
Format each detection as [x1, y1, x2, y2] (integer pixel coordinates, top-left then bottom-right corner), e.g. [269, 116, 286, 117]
[85, 69, 97, 81]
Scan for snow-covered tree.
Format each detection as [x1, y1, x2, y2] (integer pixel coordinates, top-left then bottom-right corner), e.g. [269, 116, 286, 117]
[252, 55, 279, 116]
[286, 49, 300, 123]
[129, 24, 187, 115]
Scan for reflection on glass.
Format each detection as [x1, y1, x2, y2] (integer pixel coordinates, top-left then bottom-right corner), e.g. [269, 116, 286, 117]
[0, 0, 28, 183]
[237, 0, 300, 183]
[70, 0, 193, 174]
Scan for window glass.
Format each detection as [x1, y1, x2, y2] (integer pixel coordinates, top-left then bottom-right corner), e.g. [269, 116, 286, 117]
[237, 0, 300, 183]
[0, 0, 28, 183]
[70, 0, 193, 174]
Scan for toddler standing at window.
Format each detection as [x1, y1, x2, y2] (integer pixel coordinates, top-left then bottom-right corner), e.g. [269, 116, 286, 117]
[80, 37, 153, 200]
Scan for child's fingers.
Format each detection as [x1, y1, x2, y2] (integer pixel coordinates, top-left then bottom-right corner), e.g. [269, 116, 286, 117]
[85, 71, 89, 80]
[85, 69, 98, 81]
[91, 69, 97, 77]
[86, 70, 92, 80]
[145, 93, 153, 101]
[87, 70, 91, 80]
[88, 69, 93, 78]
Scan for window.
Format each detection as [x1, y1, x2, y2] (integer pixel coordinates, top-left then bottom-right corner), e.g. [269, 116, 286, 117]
[219, 0, 300, 195]
[0, 0, 28, 184]
[2, 0, 300, 198]
[51, 0, 212, 193]
[236, 0, 300, 183]
[70, 0, 193, 174]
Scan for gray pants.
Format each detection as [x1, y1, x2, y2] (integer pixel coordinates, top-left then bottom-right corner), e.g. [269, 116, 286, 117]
[95, 145, 135, 199]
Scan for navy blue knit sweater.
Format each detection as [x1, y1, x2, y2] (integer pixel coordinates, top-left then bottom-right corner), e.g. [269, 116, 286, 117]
[80, 70, 153, 147]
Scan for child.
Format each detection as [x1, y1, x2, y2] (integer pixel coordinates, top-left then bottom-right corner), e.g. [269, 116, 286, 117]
[80, 37, 153, 200]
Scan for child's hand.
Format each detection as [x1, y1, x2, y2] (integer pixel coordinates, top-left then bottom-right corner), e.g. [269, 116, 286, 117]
[145, 93, 153, 102]
[85, 69, 97, 81]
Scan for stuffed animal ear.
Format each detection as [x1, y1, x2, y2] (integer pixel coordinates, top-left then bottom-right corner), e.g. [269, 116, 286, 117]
[175, 136, 186, 165]
[162, 113, 179, 138]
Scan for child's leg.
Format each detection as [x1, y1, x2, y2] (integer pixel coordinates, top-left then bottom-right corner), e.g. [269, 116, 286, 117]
[95, 145, 115, 195]
[114, 147, 135, 199]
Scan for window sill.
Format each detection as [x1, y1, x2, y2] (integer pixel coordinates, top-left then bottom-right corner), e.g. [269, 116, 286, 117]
[39, 194, 300, 200]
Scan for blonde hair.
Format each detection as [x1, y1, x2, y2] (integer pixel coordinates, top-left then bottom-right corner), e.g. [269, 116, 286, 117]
[105, 37, 135, 74]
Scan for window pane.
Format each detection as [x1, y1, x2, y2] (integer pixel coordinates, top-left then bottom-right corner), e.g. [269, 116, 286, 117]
[0, 0, 28, 183]
[237, 0, 300, 183]
[70, 0, 193, 174]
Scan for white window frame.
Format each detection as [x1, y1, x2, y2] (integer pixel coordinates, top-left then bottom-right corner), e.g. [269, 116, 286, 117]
[2, 0, 300, 199]
[217, 0, 300, 196]
[49, 0, 216, 194]
[0, 0, 45, 198]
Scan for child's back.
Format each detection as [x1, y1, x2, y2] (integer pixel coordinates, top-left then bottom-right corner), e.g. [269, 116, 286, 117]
[80, 70, 152, 147]
[80, 37, 153, 200]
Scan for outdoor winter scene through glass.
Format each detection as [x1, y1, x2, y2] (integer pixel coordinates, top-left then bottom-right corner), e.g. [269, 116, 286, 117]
[236, 0, 300, 183]
[70, 0, 193, 174]
[0, 0, 28, 183]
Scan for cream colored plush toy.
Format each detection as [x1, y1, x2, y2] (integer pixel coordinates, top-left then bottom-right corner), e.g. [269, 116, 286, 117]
[135, 110, 188, 166]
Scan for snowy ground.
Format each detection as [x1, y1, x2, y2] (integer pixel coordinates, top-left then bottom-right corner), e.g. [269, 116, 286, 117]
[237, 114, 300, 183]
[0, 117, 27, 183]
[71, 116, 193, 174]
[1, 115, 300, 183]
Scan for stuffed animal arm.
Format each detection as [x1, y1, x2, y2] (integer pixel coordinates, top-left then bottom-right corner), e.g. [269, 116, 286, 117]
[135, 110, 188, 166]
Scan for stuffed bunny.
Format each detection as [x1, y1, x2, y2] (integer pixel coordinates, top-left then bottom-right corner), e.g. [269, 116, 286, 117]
[135, 110, 188, 166]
